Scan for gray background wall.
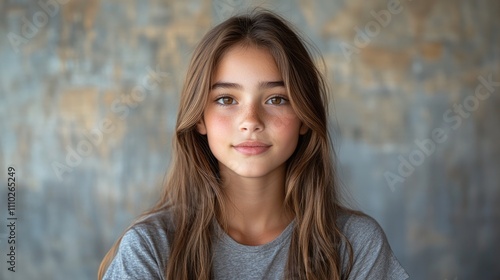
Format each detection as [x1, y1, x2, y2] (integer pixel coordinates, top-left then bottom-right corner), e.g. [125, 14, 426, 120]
[0, 0, 499, 279]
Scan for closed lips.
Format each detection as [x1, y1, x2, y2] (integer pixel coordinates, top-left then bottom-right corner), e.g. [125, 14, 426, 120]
[233, 142, 271, 155]
[233, 141, 271, 147]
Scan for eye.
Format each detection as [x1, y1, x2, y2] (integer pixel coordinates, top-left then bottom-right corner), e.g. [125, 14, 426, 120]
[266, 96, 288, 105]
[215, 96, 237, 105]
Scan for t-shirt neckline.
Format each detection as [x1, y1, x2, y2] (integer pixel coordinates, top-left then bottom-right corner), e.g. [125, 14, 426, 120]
[213, 219, 296, 253]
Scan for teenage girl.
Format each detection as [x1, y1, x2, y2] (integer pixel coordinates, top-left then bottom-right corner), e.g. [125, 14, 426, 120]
[99, 9, 408, 280]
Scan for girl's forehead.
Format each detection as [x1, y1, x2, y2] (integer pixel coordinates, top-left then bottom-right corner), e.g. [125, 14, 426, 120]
[212, 45, 283, 83]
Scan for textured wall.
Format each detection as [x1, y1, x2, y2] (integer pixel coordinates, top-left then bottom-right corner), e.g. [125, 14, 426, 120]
[0, 0, 499, 279]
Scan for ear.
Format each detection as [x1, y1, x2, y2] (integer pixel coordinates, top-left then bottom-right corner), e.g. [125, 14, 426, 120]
[299, 122, 308, 135]
[196, 119, 207, 135]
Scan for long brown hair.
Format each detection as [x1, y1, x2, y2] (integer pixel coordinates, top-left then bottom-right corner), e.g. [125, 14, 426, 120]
[98, 9, 354, 280]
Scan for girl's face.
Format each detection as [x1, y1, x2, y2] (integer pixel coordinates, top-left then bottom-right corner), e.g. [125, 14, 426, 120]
[197, 44, 307, 180]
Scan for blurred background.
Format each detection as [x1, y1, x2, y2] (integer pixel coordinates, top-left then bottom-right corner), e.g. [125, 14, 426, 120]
[0, 0, 499, 279]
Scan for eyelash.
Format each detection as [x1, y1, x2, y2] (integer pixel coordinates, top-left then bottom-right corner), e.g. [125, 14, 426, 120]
[214, 95, 289, 106]
[214, 95, 236, 106]
[267, 95, 289, 105]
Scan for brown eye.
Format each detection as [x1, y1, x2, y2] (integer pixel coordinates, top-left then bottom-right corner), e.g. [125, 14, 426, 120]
[266, 96, 287, 105]
[223, 97, 234, 104]
[216, 96, 236, 105]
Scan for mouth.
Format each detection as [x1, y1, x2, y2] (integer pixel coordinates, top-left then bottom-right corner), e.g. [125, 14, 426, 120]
[232, 141, 271, 155]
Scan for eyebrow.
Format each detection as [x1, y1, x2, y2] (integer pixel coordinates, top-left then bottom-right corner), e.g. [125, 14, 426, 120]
[210, 81, 285, 90]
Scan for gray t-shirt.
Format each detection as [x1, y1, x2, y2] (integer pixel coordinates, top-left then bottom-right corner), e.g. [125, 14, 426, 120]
[103, 210, 409, 279]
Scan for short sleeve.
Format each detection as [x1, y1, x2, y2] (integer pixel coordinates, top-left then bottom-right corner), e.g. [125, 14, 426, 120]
[103, 227, 162, 280]
[341, 214, 409, 280]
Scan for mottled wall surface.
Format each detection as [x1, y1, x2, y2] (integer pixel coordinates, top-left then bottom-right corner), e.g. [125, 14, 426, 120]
[0, 0, 498, 279]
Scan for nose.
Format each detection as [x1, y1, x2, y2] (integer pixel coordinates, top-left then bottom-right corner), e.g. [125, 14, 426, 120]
[239, 104, 264, 132]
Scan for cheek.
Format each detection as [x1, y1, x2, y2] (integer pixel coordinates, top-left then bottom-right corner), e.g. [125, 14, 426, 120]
[268, 111, 302, 132]
[205, 112, 233, 135]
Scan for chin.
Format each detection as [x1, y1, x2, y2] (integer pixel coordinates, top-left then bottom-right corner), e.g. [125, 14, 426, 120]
[234, 165, 285, 179]
[234, 170, 269, 178]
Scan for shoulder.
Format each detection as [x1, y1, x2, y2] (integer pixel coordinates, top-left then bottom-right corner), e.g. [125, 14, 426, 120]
[124, 210, 173, 256]
[103, 210, 174, 280]
[337, 210, 409, 280]
[338, 211, 387, 245]
[130, 209, 175, 246]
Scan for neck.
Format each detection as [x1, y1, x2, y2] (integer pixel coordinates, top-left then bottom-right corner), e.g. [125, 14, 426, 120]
[218, 165, 293, 245]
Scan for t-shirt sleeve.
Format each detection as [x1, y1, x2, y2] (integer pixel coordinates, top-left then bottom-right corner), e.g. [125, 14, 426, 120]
[103, 227, 162, 280]
[342, 214, 409, 280]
